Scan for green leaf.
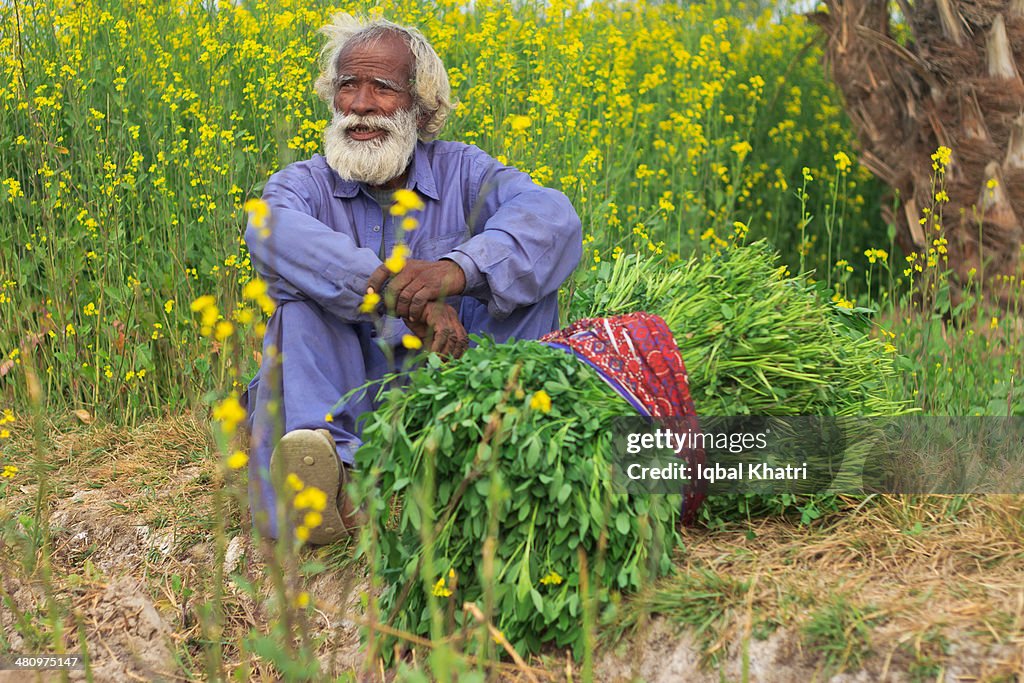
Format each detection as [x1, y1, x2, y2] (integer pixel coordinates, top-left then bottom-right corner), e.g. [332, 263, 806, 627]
[516, 561, 532, 601]
[615, 512, 630, 535]
[406, 501, 422, 530]
[557, 482, 572, 504]
[530, 588, 544, 613]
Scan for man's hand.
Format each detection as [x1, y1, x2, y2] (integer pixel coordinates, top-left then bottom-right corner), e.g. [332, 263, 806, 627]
[406, 302, 469, 359]
[366, 259, 467, 321]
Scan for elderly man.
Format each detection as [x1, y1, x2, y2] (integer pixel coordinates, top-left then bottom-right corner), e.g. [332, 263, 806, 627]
[244, 14, 582, 543]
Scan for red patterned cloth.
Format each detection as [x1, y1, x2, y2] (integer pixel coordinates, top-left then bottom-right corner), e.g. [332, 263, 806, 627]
[541, 312, 706, 524]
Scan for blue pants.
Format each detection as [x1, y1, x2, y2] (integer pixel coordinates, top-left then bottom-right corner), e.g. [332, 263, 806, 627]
[244, 293, 560, 537]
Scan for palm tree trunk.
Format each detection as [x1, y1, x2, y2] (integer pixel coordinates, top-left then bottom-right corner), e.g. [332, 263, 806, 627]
[809, 0, 1024, 305]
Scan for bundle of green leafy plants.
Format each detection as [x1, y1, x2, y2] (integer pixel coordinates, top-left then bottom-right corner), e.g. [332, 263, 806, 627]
[570, 240, 909, 416]
[355, 339, 680, 658]
[569, 240, 914, 522]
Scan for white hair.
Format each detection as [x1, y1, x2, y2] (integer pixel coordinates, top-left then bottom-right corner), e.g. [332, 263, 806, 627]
[314, 13, 453, 141]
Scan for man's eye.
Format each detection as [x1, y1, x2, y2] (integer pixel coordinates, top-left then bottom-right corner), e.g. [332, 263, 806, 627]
[337, 81, 357, 91]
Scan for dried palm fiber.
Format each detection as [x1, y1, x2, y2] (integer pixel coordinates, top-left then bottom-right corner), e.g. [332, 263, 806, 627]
[809, 0, 1024, 306]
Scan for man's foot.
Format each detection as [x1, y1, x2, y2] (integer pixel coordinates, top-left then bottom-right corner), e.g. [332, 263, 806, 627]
[270, 429, 363, 545]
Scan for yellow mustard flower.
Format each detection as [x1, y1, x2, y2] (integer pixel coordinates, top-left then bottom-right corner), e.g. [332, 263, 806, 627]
[833, 151, 851, 172]
[384, 244, 410, 274]
[294, 486, 327, 512]
[226, 450, 248, 469]
[530, 390, 552, 413]
[244, 198, 270, 229]
[190, 295, 216, 312]
[830, 294, 854, 310]
[539, 570, 563, 586]
[510, 114, 532, 132]
[390, 189, 424, 216]
[433, 576, 452, 597]
[864, 248, 888, 264]
[931, 145, 952, 170]
[360, 291, 381, 314]
[242, 278, 267, 300]
[730, 140, 752, 160]
[212, 395, 246, 434]
[214, 320, 234, 341]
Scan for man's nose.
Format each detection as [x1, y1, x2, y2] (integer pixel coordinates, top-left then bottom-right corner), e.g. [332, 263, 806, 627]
[347, 84, 378, 115]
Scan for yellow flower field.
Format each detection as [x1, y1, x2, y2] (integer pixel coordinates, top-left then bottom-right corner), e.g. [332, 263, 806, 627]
[0, 0, 881, 416]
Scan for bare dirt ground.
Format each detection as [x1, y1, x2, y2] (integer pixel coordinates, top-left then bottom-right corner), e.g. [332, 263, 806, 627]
[1, 415, 1022, 681]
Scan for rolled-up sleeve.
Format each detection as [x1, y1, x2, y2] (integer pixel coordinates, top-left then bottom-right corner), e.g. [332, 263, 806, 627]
[444, 152, 583, 319]
[245, 164, 382, 323]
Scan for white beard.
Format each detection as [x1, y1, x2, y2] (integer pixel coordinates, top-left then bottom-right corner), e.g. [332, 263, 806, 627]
[323, 108, 419, 187]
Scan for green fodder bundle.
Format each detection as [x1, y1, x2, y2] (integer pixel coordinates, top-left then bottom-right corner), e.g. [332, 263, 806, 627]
[355, 339, 680, 657]
[570, 241, 914, 522]
[570, 241, 912, 417]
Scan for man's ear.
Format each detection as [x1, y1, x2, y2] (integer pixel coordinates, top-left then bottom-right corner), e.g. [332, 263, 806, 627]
[416, 107, 431, 134]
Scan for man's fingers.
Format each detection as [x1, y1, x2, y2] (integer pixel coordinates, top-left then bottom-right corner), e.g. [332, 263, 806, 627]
[385, 267, 424, 315]
[395, 282, 428, 320]
[439, 316, 468, 359]
[422, 299, 445, 323]
[450, 333, 469, 359]
[412, 303, 465, 359]
[406, 288, 435, 323]
[387, 267, 415, 296]
[431, 325, 453, 355]
[366, 265, 391, 296]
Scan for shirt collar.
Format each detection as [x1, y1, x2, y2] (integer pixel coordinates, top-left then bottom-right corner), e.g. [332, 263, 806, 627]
[330, 141, 439, 201]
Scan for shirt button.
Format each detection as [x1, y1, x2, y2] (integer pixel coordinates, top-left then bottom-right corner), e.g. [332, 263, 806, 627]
[372, 225, 381, 232]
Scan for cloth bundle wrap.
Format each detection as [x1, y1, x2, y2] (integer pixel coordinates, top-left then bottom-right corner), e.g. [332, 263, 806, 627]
[541, 312, 706, 524]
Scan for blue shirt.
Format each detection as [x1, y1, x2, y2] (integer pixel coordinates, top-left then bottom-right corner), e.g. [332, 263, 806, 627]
[246, 140, 583, 324]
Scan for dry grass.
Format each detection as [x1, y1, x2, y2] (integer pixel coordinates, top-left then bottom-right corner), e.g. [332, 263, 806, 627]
[613, 494, 1024, 680]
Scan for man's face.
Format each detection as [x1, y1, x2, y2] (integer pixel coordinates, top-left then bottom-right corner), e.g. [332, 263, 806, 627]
[323, 33, 420, 189]
[333, 33, 415, 125]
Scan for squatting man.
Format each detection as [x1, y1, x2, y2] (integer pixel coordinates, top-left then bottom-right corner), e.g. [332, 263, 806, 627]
[243, 14, 583, 543]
